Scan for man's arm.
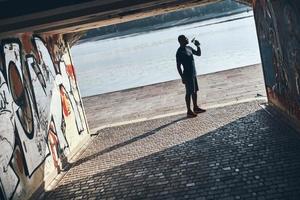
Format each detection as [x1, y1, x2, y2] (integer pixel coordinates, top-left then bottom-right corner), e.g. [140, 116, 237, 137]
[176, 57, 185, 84]
[192, 40, 201, 56]
[192, 45, 201, 56]
[177, 62, 183, 77]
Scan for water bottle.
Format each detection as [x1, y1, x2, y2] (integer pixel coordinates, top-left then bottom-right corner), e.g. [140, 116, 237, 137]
[191, 38, 200, 46]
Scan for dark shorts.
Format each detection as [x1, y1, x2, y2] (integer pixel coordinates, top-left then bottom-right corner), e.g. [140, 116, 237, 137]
[184, 76, 199, 95]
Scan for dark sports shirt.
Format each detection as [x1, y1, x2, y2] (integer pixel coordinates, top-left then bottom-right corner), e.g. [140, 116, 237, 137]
[176, 46, 198, 77]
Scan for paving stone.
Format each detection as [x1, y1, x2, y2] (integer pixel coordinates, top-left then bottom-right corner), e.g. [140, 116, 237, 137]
[44, 101, 300, 200]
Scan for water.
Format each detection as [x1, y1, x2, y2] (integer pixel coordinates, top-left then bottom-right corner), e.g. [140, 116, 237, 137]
[71, 11, 261, 97]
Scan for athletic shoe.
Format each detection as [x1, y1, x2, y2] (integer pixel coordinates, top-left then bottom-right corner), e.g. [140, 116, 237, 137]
[187, 111, 197, 118]
[194, 107, 206, 114]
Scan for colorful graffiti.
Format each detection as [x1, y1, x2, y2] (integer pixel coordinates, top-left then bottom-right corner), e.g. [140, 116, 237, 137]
[254, 0, 300, 123]
[0, 34, 88, 200]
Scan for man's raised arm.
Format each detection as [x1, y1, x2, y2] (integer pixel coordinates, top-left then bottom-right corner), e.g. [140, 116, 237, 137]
[192, 40, 201, 56]
[192, 45, 201, 56]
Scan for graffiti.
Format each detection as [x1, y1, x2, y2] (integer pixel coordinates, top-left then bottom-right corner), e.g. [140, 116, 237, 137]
[3, 41, 50, 182]
[48, 119, 62, 173]
[0, 34, 87, 200]
[0, 70, 18, 200]
[254, 0, 300, 122]
[60, 61, 84, 133]
[0, 76, 9, 115]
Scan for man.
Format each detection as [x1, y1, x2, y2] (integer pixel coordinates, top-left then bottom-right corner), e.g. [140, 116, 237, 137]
[176, 35, 206, 118]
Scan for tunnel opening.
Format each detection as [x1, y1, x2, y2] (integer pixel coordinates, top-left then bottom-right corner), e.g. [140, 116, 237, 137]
[69, 0, 266, 132]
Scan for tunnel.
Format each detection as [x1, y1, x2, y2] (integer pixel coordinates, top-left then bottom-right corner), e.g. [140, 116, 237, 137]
[0, 0, 299, 199]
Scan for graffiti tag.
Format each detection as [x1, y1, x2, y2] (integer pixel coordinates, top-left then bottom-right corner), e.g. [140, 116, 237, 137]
[0, 78, 10, 115]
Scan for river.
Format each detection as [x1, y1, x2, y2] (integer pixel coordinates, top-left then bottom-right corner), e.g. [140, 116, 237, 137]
[71, 11, 261, 97]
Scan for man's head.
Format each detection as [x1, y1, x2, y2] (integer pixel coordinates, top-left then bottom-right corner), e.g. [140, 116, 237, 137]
[178, 35, 188, 46]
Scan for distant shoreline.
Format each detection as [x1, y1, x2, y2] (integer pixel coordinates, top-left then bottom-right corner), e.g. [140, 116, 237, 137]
[77, 0, 251, 44]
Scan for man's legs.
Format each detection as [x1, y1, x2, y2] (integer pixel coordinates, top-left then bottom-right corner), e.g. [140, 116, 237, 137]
[192, 92, 206, 113]
[185, 93, 197, 117]
[184, 77, 202, 117]
[192, 92, 197, 108]
[185, 94, 192, 112]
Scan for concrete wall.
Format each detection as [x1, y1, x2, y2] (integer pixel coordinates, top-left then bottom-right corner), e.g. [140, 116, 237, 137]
[0, 33, 89, 200]
[253, 0, 300, 126]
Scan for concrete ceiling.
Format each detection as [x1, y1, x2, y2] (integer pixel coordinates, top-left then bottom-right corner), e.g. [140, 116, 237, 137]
[0, 0, 252, 38]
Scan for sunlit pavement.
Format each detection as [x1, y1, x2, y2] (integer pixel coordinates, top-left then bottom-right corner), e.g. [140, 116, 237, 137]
[44, 101, 300, 200]
[83, 64, 266, 131]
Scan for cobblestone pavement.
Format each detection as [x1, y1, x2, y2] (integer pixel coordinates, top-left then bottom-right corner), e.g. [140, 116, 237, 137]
[44, 101, 300, 200]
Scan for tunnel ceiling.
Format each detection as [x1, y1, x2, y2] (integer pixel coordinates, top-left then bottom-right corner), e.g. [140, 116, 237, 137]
[0, 0, 251, 38]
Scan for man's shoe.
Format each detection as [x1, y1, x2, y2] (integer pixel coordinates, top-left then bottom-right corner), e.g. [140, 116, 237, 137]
[194, 107, 206, 114]
[187, 111, 197, 118]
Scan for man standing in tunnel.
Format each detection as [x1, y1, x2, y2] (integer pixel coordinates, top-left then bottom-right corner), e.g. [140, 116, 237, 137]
[176, 35, 206, 118]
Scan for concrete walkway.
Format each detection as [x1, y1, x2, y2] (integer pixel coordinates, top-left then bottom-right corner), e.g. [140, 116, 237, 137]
[83, 64, 266, 132]
[44, 101, 300, 200]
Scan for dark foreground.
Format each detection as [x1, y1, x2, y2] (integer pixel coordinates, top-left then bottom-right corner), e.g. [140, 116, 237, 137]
[44, 101, 300, 200]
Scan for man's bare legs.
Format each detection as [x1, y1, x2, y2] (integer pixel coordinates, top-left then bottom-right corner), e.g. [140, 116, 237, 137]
[192, 92, 206, 113]
[192, 93, 197, 108]
[185, 94, 197, 117]
[185, 94, 192, 112]
[186, 92, 206, 117]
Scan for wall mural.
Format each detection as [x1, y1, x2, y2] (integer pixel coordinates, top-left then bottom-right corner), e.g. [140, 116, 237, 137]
[0, 33, 88, 200]
[254, 0, 300, 123]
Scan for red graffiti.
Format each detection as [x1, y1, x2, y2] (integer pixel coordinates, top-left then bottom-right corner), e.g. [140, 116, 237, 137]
[48, 121, 60, 171]
[60, 85, 71, 117]
[66, 64, 76, 81]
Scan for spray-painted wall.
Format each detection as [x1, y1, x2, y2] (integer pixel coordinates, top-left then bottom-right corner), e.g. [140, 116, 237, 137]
[253, 0, 300, 125]
[0, 33, 89, 200]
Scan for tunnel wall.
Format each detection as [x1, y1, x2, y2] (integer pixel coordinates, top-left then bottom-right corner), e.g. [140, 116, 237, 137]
[0, 33, 89, 200]
[253, 0, 300, 127]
